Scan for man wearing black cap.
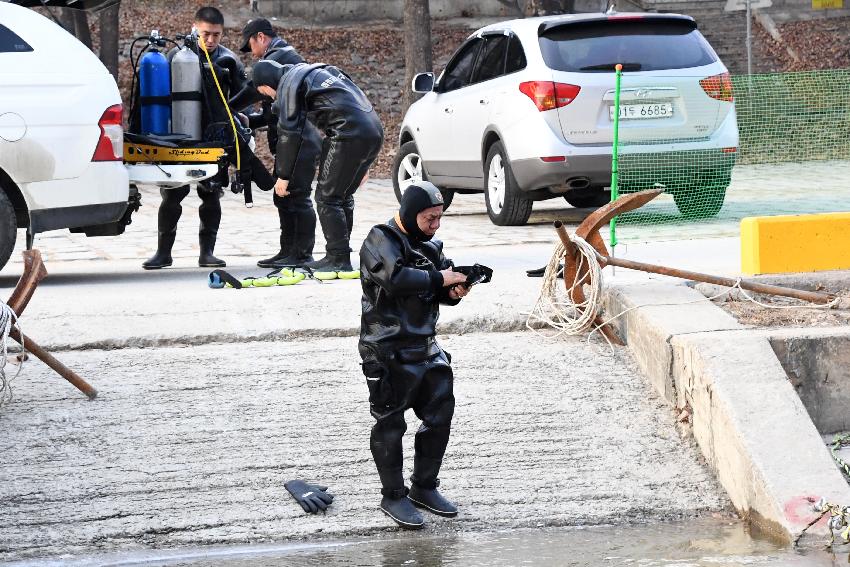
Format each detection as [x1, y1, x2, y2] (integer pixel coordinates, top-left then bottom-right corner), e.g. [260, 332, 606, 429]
[235, 19, 322, 269]
[358, 181, 470, 529]
[252, 59, 383, 273]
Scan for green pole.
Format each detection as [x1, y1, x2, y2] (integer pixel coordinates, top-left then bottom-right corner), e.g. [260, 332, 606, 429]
[610, 63, 623, 250]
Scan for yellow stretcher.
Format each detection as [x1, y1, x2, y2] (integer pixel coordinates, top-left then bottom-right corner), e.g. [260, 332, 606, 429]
[123, 132, 229, 189]
[124, 142, 226, 164]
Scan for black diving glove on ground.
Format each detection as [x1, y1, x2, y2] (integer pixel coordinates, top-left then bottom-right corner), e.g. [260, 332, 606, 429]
[284, 480, 335, 514]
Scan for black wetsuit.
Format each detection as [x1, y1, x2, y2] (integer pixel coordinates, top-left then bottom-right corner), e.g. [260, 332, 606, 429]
[156, 45, 249, 257]
[358, 219, 460, 498]
[273, 64, 383, 260]
[244, 37, 321, 263]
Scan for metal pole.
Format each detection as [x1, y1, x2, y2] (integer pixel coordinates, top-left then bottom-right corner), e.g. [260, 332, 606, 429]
[598, 255, 836, 305]
[610, 63, 623, 275]
[746, 0, 753, 76]
[9, 330, 98, 400]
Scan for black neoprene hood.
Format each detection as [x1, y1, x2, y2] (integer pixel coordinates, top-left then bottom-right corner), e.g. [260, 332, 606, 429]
[399, 182, 444, 242]
[252, 59, 289, 88]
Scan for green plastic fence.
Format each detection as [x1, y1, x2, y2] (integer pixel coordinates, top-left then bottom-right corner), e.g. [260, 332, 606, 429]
[609, 68, 850, 242]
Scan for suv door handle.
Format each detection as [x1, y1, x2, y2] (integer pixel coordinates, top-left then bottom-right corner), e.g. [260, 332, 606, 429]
[443, 106, 453, 114]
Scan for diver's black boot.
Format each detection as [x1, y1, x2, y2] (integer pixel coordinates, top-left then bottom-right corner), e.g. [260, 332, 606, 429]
[257, 250, 290, 269]
[310, 201, 352, 271]
[408, 482, 458, 518]
[274, 251, 314, 268]
[263, 209, 315, 268]
[380, 489, 424, 530]
[142, 232, 176, 270]
[198, 230, 226, 268]
[258, 209, 294, 268]
[343, 198, 355, 253]
[302, 254, 353, 273]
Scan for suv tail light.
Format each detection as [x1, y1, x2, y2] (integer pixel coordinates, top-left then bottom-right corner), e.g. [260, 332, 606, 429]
[519, 81, 581, 112]
[699, 73, 734, 102]
[91, 104, 123, 162]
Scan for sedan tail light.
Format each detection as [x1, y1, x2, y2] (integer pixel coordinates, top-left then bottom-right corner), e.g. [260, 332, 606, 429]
[519, 81, 581, 112]
[91, 104, 123, 162]
[699, 73, 734, 102]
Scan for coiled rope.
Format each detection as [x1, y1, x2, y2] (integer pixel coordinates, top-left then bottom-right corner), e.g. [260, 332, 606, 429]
[526, 235, 603, 338]
[0, 300, 24, 409]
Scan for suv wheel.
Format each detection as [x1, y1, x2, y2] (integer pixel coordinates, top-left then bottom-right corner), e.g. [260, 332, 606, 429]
[485, 142, 532, 226]
[392, 141, 454, 210]
[0, 190, 17, 271]
[564, 188, 610, 209]
[673, 182, 728, 219]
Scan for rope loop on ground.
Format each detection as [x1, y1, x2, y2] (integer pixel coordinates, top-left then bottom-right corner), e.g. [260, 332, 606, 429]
[0, 300, 24, 409]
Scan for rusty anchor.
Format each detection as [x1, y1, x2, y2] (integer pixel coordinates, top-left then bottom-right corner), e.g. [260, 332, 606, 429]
[5, 250, 97, 399]
[553, 189, 837, 342]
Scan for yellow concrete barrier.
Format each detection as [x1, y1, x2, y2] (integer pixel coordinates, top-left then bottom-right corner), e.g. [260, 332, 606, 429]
[741, 212, 850, 275]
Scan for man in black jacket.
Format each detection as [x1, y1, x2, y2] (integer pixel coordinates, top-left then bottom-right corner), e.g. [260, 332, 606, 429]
[358, 182, 470, 529]
[238, 19, 321, 269]
[252, 59, 383, 273]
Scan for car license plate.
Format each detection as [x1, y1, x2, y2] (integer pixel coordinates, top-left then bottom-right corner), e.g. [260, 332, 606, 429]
[609, 103, 673, 120]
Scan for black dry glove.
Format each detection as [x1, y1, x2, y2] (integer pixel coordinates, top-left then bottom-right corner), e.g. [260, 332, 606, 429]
[284, 479, 334, 514]
[454, 263, 493, 287]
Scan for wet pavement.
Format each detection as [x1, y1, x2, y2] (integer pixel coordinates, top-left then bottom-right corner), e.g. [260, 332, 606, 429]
[12, 519, 849, 567]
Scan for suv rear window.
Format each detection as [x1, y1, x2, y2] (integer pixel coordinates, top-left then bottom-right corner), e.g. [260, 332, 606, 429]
[0, 23, 33, 53]
[539, 19, 716, 72]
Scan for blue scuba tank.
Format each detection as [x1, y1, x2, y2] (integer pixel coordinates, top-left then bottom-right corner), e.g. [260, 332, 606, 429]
[139, 49, 171, 135]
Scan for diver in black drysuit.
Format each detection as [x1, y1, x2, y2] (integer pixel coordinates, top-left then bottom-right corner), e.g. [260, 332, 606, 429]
[358, 182, 471, 529]
[235, 31, 322, 269]
[252, 59, 384, 273]
[143, 43, 274, 270]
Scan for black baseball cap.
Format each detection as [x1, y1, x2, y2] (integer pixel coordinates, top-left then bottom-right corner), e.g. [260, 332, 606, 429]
[240, 18, 276, 53]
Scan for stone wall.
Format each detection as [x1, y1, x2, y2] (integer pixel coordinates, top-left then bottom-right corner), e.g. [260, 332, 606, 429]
[257, 0, 638, 22]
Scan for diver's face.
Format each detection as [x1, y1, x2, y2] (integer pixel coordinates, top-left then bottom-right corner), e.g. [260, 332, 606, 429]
[249, 33, 270, 59]
[417, 205, 444, 237]
[195, 21, 223, 52]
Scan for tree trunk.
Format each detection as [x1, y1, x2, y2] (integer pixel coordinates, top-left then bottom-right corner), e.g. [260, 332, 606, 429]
[402, 0, 432, 113]
[99, 2, 120, 78]
[57, 8, 76, 35]
[73, 10, 93, 50]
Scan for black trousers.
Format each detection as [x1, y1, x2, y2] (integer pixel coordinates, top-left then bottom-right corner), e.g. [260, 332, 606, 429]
[272, 124, 321, 256]
[362, 343, 455, 498]
[158, 185, 221, 237]
[315, 115, 383, 256]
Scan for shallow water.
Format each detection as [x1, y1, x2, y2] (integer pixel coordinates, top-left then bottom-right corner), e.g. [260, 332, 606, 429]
[27, 518, 850, 567]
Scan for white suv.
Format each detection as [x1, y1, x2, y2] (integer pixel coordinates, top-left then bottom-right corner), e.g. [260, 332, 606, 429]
[393, 12, 739, 225]
[0, 2, 130, 268]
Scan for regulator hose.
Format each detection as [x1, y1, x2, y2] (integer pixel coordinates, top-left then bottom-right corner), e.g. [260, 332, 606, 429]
[198, 35, 241, 172]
